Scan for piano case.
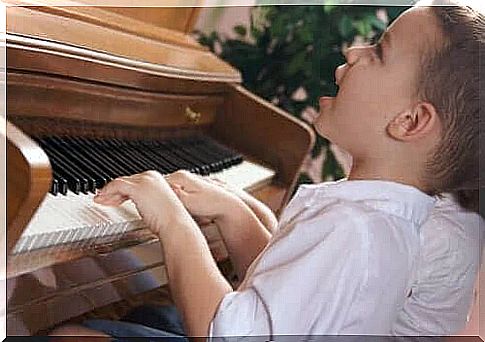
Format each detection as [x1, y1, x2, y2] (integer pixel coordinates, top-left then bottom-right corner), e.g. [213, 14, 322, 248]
[5, 4, 315, 335]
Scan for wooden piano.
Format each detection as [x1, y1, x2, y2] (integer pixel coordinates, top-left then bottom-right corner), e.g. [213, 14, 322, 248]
[5, 3, 315, 335]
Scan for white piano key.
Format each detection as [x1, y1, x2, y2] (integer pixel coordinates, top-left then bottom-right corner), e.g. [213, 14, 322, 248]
[209, 160, 275, 190]
[12, 160, 275, 254]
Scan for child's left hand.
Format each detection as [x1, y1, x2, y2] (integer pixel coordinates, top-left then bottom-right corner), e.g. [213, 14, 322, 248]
[94, 170, 188, 236]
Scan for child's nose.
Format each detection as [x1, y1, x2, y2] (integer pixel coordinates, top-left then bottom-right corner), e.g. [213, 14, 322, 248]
[335, 45, 373, 85]
[344, 45, 369, 65]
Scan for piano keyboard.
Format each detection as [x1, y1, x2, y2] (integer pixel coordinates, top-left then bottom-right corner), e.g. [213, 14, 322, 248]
[12, 135, 275, 254]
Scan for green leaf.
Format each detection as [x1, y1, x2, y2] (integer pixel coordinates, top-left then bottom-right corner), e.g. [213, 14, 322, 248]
[233, 25, 247, 37]
[386, 6, 408, 22]
[270, 16, 287, 38]
[370, 16, 387, 31]
[353, 20, 372, 37]
[286, 51, 307, 77]
[296, 27, 313, 44]
[338, 15, 353, 38]
[298, 172, 314, 185]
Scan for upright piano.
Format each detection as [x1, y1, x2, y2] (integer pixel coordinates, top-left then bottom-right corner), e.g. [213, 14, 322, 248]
[5, 3, 315, 335]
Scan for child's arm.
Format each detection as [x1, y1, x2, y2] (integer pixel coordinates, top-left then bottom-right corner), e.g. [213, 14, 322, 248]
[167, 171, 272, 280]
[206, 178, 278, 234]
[94, 171, 232, 336]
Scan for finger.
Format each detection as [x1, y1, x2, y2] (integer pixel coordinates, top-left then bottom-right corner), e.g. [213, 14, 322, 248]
[165, 170, 197, 186]
[94, 193, 130, 206]
[98, 178, 135, 198]
[170, 183, 188, 197]
[167, 179, 199, 194]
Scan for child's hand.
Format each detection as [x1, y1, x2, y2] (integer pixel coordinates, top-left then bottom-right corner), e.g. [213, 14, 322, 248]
[205, 178, 278, 234]
[165, 170, 243, 220]
[94, 171, 187, 236]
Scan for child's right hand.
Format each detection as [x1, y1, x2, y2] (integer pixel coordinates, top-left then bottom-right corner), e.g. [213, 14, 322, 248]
[165, 170, 244, 220]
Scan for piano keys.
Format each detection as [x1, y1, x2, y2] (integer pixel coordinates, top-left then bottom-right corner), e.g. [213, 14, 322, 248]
[13, 134, 276, 255]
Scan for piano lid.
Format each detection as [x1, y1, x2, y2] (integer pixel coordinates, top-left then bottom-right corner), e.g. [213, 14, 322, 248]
[6, 3, 241, 83]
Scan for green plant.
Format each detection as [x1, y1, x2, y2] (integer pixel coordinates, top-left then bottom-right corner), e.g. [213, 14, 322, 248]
[196, 5, 408, 184]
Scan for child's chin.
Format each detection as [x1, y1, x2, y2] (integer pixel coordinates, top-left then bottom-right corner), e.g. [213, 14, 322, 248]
[313, 118, 331, 138]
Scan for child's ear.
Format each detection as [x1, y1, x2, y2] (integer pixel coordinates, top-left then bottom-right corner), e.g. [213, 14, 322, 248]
[386, 102, 440, 142]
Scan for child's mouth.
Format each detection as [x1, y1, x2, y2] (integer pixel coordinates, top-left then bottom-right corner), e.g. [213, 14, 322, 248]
[319, 96, 335, 108]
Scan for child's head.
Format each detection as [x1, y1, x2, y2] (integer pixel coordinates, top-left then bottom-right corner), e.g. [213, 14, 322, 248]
[315, 2, 483, 211]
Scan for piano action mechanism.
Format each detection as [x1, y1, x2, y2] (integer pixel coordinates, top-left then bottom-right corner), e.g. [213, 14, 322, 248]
[5, 4, 315, 335]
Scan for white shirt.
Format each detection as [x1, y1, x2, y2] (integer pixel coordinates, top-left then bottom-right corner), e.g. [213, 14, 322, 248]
[394, 194, 484, 335]
[210, 180, 437, 337]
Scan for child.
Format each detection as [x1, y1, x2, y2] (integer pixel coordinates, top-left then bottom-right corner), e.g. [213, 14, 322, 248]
[52, 1, 483, 338]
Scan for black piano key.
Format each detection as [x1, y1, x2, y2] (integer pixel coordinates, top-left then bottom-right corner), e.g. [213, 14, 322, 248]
[153, 144, 183, 172]
[196, 137, 237, 169]
[201, 137, 243, 166]
[39, 134, 244, 192]
[138, 140, 178, 173]
[183, 138, 220, 173]
[181, 138, 224, 172]
[139, 140, 179, 173]
[80, 137, 138, 176]
[50, 178, 58, 196]
[44, 136, 114, 185]
[69, 137, 127, 178]
[53, 171, 68, 195]
[106, 139, 155, 173]
[126, 139, 174, 174]
[143, 144, 178, 173]
[159, 140, 208, 174]
[38, 139, 111, 188]
[97, 138, 145, 174]
[202, 136, 238, 156]
[150, 140, 198, 173]
[120, 137, 186, 175]
[52, 162, 81, 194]
[168, 140, 211, 175]
[37, 138, 97, 193]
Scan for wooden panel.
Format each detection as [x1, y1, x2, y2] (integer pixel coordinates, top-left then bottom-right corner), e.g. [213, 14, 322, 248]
[102, 7, 202, 33]
[6, 1, 204, 50]
[251, 184, 287, 217]
[7, 229, 228, 334]
[45, 6, 202, 49]
[6, 6, 239, 80]
[210, 84, 315, 210]
[7, 240, 168, 334]
[7, 230, 158, 279]
[7, 48, 230, 95]
[6, 121, 52, 253]
[7, 72, 223, 129]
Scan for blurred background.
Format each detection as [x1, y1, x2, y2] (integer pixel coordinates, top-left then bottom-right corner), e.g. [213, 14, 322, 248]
[194, 5, 409, 187]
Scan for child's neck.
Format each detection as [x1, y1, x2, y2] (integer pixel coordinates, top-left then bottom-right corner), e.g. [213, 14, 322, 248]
[347, 158, 428, 193]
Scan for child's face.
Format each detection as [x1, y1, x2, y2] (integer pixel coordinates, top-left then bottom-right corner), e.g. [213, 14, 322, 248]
[314, 7, 441, 158]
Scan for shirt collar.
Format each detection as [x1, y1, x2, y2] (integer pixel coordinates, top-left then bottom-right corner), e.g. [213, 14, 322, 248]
[299, 179, 436, 226]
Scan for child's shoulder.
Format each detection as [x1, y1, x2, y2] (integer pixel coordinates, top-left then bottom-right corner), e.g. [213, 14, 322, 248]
[284, 180, 435, 226]
[279, 180, 432, 241]
[422, 194, 484, 259]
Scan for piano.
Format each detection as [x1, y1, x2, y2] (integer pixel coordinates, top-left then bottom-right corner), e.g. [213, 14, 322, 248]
[5, 3, 315, 335]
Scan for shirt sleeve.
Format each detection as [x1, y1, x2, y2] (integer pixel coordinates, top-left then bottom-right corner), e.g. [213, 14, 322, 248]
[209, 287, 271, 338]
[210, 203, 396, 336]
[395, 208, 484, 335]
